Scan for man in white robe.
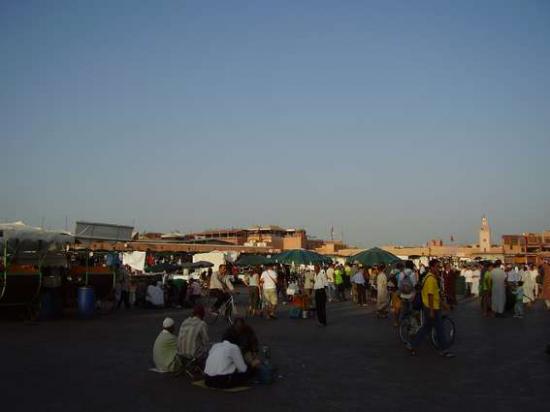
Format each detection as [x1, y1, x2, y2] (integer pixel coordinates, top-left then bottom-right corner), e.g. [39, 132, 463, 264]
[523, 265, 538, 304]
[491, 261, 506, 315]
[376, 266, 388, 315]
[471, 265, 481, 297]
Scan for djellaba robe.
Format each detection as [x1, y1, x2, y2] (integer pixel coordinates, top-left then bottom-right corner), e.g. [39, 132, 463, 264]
[491, 268, 507, 314]
[376, 272, 388, 311]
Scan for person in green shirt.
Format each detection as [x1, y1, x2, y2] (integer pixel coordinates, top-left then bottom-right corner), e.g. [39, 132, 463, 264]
[344, 264, 353, 291]
[153, 317, 182, 373]
[334, 265, 346, 301]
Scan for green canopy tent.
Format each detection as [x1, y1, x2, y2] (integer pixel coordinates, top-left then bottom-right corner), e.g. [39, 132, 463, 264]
[273, 249, 332, 266]
[346, 247, 401, 267]
[234, 254, 273, 267]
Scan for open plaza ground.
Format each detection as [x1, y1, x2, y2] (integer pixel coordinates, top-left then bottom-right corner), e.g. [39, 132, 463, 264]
[2, 291, 549, 412]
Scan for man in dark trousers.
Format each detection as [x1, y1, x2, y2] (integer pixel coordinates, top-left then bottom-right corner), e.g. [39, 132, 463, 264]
[313, 265, 328, 326]
[117, 265, 131, 310]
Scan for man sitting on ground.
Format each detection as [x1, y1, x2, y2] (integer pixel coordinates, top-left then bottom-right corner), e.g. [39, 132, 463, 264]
[177, 305, 209, 366]
[204, 329, 250, 389]
[153, 317, 182, 373]
[230, 317, 261, 368]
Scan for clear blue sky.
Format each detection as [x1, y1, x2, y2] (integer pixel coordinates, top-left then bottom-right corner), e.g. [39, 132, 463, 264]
[1, 0, 549, 246]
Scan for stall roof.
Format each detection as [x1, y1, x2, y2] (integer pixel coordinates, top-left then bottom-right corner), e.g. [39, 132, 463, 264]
[0, 222, 74, 252]
[75, 221, 134, 242]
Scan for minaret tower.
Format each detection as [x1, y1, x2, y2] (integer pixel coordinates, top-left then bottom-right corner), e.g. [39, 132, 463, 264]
[479, 215, 491, 253]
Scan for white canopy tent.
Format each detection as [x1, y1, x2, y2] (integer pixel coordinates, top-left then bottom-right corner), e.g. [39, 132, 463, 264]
[192, 251, 239, 272]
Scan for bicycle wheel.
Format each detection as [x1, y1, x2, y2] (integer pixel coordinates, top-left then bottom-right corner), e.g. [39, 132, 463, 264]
[399, 317, 414, 344]
[225, 301, 235, 325]
[431, 315, 456, 350]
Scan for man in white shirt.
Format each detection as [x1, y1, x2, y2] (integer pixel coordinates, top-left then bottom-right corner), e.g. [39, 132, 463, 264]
[506, 266, 522, 284]
[208, 264, 234, 313]
[463, 266, 473, 296]
[204, 329, 250, 389]
[146, 281, 165, 308]
[260, 266, 278, 319]
[351, 268, 367, 306]
[313, 265, 328, 326]
[303, 268, 315, 306]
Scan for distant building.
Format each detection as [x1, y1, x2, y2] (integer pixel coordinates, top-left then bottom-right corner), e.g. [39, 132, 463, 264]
[244, 226, 307, 250]
[182, 225, 346, 251]
[343, 216, 505, 261]
[183, 228, 248, 245]
[502, 231, 550, 265]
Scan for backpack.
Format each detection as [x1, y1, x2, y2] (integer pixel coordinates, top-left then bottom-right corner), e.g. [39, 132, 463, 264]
[399, 272, 414, 294]
[412, 273, 433, 310]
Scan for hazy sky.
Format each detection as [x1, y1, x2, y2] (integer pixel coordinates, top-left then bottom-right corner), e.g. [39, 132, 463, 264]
[1, 0, 549, 247]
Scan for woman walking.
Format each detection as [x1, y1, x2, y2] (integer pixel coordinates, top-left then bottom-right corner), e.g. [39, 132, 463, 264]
[376, 265, 388, 318]
[245, 267, 261, 316]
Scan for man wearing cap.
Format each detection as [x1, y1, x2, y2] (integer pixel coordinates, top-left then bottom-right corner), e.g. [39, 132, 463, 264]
[153, 317, 182, 373]
[177, 305, 209, 365]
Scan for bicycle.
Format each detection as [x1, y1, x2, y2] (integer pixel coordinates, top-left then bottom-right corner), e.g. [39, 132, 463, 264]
[205, 294, 237, 325]
[399, 308, 456, 350]
[176, 354, 204, 381]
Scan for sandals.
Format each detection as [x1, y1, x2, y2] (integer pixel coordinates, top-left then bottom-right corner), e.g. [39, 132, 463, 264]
[439, 351, 456, 358]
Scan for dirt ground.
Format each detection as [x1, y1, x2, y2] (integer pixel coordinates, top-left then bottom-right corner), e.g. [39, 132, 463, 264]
[1, 292, 549, 412]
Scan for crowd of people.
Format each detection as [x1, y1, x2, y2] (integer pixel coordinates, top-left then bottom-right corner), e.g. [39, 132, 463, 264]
[196, 258, 550, 329]
[151, 256, 550, 385]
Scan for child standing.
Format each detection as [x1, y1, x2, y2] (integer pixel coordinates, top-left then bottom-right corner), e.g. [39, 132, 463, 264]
[513, 281, 524, 319]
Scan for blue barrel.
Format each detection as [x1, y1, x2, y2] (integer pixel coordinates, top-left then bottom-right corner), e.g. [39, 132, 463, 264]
[38, 291, 54, 320]
[257, 362, 275, 384]
[77, 287, 96, 318]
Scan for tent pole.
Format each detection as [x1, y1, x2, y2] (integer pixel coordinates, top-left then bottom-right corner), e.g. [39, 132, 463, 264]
[0, 241, 7, 302]
[33, 250, 44, 303]
[85, 254, 89, 286]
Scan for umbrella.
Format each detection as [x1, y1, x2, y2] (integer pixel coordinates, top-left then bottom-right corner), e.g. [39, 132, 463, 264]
[234, 254, 273, 267]
[145, 263, 180, 273]
[273, 249, 332, 266]
[192, 261, 214, 268]
[346, 247, 401, 267]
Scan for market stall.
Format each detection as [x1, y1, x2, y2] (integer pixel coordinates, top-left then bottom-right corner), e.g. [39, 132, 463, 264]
[0, 222, 73, 315]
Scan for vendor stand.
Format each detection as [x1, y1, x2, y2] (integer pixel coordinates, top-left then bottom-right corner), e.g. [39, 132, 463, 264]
[0, 222, 73, 318]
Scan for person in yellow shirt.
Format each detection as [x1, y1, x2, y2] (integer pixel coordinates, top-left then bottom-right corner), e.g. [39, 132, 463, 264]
[407, 259, 455, 358]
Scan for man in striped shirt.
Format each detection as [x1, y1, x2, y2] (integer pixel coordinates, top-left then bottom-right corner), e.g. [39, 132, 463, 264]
[177, 305, 209, 364]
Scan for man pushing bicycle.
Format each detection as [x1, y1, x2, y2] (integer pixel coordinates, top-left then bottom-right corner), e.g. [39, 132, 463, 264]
[209, 264, 235, 315]
[406, 259, 455, 358]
